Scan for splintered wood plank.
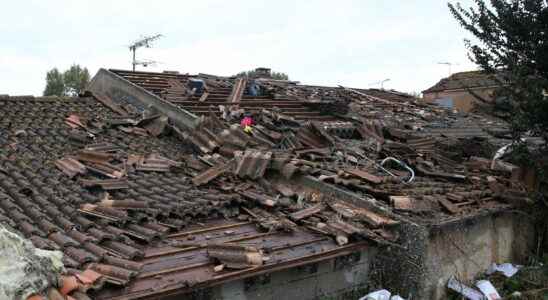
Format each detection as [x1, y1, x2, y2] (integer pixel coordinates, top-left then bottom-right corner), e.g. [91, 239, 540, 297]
[390, 196, 413, 210]
[438, 198, 460, 214]
[198, 92, 210, 102]
[345, 169, 383, 184]
[192, 160, 233, 186]
[329, 201, 397, 228]
[289, 203, 326, 221]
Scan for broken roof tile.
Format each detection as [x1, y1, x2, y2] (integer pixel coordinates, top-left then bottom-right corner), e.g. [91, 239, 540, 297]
[55, 158, 87, 178]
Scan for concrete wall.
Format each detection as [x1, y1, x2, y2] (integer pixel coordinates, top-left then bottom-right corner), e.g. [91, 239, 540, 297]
[422, 211, 536, 299]
[423, 87, 496, 112]
[86, 68, 199, 129]
[369, 210, 536, 300]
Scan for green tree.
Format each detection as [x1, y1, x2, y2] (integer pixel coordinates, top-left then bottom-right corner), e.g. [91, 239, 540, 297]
[63, 64, 90, 96]
[448, 0, 548, 141]
[43, 68, 65, 96]
[43, 64, 90, 96]
[236, 70, 289, 80]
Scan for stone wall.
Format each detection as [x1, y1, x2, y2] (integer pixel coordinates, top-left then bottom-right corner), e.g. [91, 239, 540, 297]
[422, 211, 536, 299]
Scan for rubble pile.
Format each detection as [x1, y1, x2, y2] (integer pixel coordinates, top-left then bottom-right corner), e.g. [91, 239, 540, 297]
[447, 263, 548, 299]
[0, 69, 537, 299]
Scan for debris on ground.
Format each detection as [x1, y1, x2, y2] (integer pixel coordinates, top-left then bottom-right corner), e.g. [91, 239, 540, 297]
[447, 263, 548, 299]
[359, 289, 406, 300]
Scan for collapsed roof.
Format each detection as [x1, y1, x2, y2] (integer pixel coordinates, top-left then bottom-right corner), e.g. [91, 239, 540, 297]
[0, 68, 531, 299]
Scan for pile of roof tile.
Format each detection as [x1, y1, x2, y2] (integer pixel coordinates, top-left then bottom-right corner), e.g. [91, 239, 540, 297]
[0, 73, 534, 299]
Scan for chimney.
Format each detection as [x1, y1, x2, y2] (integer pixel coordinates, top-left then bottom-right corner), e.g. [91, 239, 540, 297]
[255, 67, 271, 78]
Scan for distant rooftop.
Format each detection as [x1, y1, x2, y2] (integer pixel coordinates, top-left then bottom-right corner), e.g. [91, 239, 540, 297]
[423, 70, 506, 94]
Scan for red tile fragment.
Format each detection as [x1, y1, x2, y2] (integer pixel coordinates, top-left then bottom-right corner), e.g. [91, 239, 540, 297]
[59, 275, 79, 295]
[65, 114, 86, 129]
[76, 269, 103, 285]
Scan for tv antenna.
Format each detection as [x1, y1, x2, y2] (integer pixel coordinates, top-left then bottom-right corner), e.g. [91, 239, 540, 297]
[438, 62, 459, 76]
[368, 78, 390, 90]
[129, 34, 163, 71]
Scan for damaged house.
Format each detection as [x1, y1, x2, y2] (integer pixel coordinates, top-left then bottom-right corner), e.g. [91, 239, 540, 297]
[422, 71, 507, 112]
[0, 67, 539, 299]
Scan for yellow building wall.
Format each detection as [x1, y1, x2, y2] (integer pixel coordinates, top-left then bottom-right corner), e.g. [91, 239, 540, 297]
[423, 88, 495, 112]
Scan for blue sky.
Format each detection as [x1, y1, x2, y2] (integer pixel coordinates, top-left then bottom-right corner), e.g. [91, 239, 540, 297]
[0, 0, 478, 96]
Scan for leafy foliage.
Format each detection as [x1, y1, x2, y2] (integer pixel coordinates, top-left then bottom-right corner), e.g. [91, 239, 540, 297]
[43, 68, 64, 97]
[235, 70, 289, 80]
[43, 64, 90, 96]
[63, 65, 90, 96]
[448, 0, 548, 141]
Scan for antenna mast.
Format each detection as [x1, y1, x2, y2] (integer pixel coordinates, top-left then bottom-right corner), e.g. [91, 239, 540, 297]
[129, 34, 163, 71]
[437, 62, 459, 76]
[368, 78, 391, 90]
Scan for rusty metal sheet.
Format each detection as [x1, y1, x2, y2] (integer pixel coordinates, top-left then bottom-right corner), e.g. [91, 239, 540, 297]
[89, 213, 366, 299]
